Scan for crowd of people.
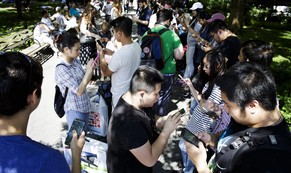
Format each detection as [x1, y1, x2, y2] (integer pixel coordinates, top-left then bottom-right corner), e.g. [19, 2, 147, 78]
[1, 0, 291, 173]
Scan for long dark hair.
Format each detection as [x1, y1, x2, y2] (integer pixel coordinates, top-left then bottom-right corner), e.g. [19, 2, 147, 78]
[200, 50, 226, 99]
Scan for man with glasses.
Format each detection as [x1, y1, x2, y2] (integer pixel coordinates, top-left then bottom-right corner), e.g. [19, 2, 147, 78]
[100, 17, 141, 108]
[0, 52, 84, 173]
[203, 19, 241, 69]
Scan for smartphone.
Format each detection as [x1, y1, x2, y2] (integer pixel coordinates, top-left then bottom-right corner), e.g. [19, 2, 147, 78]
[172, 108, 186, 117]
[181, 128, 202, 147]
[65, 118, 86, 146]
[96, 39, 104, 48]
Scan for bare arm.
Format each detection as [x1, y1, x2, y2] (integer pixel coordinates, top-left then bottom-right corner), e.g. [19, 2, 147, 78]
[100, 50, 114, 77]
[132, 16, 149, 26]
[76, 59, 96, 96]
[80, 19, 101, 40]
[174, 45, 184, 60]
[130, 113, 181, 167]
[71, 131, 85, 173]
[185, 141, 211, 173]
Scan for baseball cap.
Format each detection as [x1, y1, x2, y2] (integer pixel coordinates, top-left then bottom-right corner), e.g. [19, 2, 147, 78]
[207, 13, 226, 23]
[189, 2, 203, 11]
[56, 6, 61, 12]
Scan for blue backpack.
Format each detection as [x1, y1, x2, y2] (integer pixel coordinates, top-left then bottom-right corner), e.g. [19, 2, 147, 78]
[140, 28, 171, 70]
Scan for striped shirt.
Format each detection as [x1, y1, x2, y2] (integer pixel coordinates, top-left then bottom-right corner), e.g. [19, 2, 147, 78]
[186, 83, 227, 134]
[55, 59, 91, 113]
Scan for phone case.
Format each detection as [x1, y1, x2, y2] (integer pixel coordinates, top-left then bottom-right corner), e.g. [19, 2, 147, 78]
[65, 118, 86, 146]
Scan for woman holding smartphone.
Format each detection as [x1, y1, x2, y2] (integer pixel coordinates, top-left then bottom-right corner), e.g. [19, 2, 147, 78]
[55, 33, 96, 131]
[179, 49, 230, 173]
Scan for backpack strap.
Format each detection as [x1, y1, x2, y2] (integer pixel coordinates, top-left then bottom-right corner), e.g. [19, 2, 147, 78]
[56, 63, 69, 99]
[215, 127, 291, 172]
[156, 28, 172, 64]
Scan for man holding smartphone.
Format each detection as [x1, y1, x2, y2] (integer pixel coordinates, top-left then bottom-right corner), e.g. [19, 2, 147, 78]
[0, 52, 85, 173]
[185, 63, 291, 173]
[99, 16, 141, 109]
[107, 66, 182, 173]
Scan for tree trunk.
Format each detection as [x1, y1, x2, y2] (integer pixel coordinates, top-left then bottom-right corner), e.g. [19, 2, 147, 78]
[229, 0, 246, 33]
[15, 0, 22, 19]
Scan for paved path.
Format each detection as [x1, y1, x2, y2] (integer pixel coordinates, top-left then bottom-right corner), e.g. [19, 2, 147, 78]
[26, 6, 190, 171]
[26, 53, 189, 172]
[27, 55, 67, 149]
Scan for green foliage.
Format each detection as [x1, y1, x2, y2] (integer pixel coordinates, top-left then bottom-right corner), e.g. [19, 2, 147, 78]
[248, 6, 271, 21]
[238, 27, 291, 126]
[0, 2, 61, 36]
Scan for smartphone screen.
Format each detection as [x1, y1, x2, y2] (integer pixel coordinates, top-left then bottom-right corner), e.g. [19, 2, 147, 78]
[181, 128, 201, 147]
[65, 118, 86, 146]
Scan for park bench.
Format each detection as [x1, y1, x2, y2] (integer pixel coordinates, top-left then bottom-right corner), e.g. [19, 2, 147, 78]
[20, 39, 54, 64]
[0, 28, 54, 64]
[0, 29, 33, 51]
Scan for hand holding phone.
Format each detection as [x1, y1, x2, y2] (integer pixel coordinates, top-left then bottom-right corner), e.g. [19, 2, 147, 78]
[65, 118, 86, 146]
[181, 128, 203, 148]
[172, 108, 186, 118]
[96, 39, 104, 49]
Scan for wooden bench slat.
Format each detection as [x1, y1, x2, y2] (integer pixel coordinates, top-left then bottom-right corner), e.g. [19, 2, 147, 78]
[21, 43, 50, 56]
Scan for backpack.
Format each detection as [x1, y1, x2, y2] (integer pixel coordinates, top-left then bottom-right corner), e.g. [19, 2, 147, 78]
[54, 64, 69, 118]
[140, 28, 171, 70]
[213, 127, 291, 173]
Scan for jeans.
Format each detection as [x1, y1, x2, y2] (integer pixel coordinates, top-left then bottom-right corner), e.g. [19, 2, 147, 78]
[154, 74, 175, 116]
[184, 45, 196, 79]
[179, 138, 196, 173]
[66, 110, 90, 132]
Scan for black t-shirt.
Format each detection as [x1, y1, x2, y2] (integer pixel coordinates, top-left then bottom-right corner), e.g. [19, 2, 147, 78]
[106, 98, 154, 173]
[218, 36, 241, 69]
[214, 119, 291, 173]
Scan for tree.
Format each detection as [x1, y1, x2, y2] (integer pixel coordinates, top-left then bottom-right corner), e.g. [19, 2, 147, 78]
[15, 0, 23, 19]
[228, 0, 247, 32]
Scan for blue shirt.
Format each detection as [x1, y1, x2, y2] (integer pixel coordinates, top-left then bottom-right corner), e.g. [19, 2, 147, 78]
[69, 7, 80, 17]
[0, 135, 70, 173]
[137, 6, 151, 36]
[55, 59, 91, 113]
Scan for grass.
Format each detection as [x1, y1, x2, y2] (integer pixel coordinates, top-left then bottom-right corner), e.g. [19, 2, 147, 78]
[0, 2, 60, 37]
[237, 26, 291, 124]
[1, 2, 291, 125]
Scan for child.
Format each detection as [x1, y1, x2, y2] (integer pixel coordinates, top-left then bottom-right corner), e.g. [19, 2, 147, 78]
[98, 21, 113, 48]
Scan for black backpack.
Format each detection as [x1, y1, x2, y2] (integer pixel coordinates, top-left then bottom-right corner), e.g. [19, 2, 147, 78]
[140, 28, 171, 70]
[54, 64, 68, 118]
[213, 127, 291, 173]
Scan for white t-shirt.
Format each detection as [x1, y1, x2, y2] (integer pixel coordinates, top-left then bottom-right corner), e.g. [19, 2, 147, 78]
[108, 42, 141, 107]
[110, 7, 119, 21]
[41, 17, 55, 30]
[51, 13, 67, 32]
